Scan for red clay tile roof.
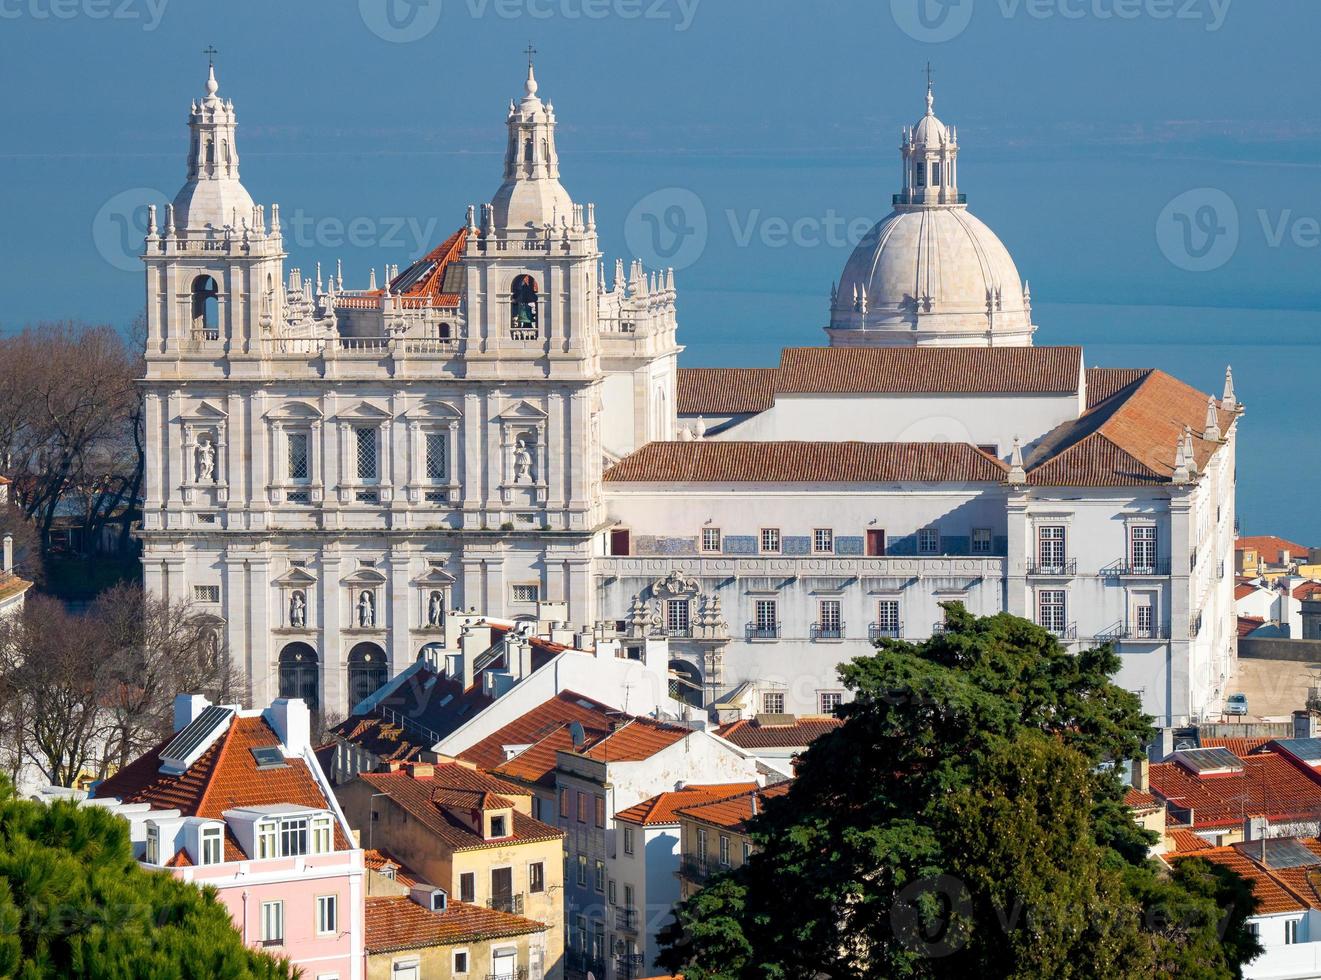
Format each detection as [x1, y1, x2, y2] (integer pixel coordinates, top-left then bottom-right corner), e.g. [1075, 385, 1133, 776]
[458, 691, 625, 774]
[1085, 367, 1152, 408]
[358, 769, 562, 851]
[715, 716, 842, 750]
[1237, 536, 1312, 565]
[1200, 737, 1274, 757]
[1166, 829, 1215, 853]
[1124, 789, 1161, 810]
[363, 849, 424, 889]
[676, 368, 778, 415]
[615, 784, 759, 826]
[1149, 750, 1321, 830]
[386, 227, 467, 306]
[1026, 370, 1233, 488]
[1177, 842, 1321, 915]
[775, 346, 1083, 395]
[1235, 583, 1262, 601]
[1238, 615, 1266, 638]
[604, 441, 1009, 484]
[364, 896, 544, 954]
[578, 718, 690, 763]
[1295, 582, 1321, 601]
[676, 782, 792, 832]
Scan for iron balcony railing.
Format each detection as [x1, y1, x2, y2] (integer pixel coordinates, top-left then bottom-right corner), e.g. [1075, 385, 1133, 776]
[1026, 558, 1077, 576]
[745, 622, 781, 641]
[1102, 560, 1172, 577]
[615, 954, 646, 980]
[615, 907, 638, 932]
[1044, 622, 1078, 639]
[811, 623, 845, 641]
[868, 623, 903, 640]
[485, 970, 527, 980]
[679, 857, 710, 881]
[1096, 624, 1172, 642]
[487, 892, 524, 915]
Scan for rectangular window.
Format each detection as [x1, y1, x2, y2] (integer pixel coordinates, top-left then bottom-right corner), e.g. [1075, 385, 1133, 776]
[762, 692, 785, 714]
[145, 826, 159, 865]
[1131, 525, 1158, 570]
[701, 527, 722, 553]
[489, 814, 507, 838]
[665, 599, 691, 636]
[459, 872, 475, 903]
[287, 432, 310, 482]
[1037, 525, 1067, 569]
[316, 894, 337, 936]
[917, 527, 940, 555]
[915, 162, 926, 187]
[697, 828, 708, 865]
[971, 528, 993, 554]
[760, 528, 781, 554]
[355, 426, 378, 481]
[931, 161, 941, 185]
[719, 835, 730, 866]
[812, 528, 834, 554]
[608, 879, 617, 905]
[511, 583, 539, 603]
[754, 599, 778, 637]
[1038, 590, 1068, 634]
[819, 691, 843, 714]
[260, 901, 283, 945]
[200, 826, 223, 865]
[425, 432, 448, 482]
[193, 585, 220, 603]
[256, 821, 277, 860]
[876, 599, 900, 633]
[595, 859, 605, 892]
[742, 841, 753, 863]
[594, 795, 606, 829]
[577, 791, 588, 824]
[576, 854, 587, 887]
[453, 950, 469, 974]
[280, 817, 308, 857]
[1286, 918, 1301, 944]
[1132, 593, 1156, 638]
[311, 816, 332, 854]
[818, 600, 841, 633]
[623, 826, 635, 856]
[529, 862, 545, 893]
[559, 788, 570, 819]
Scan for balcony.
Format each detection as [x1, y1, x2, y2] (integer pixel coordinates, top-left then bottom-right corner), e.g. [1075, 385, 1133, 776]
[1096, 624, 1172, 643]
[565, 952, 604, 978]
[1026, 559, 1077, 577]
[679, 857, 709, 882]
[1042, 622, 1078, 640]
[868, 623, 904, 641]
[745, 623, 781, 642]
[615, 953, 646, 980]
[664, 626, 693, 639]
[810, 623, 845, 641]
[485, 971, 527, 980]
[615, 907, 638, 932]
[487, 893, 525, 915]
[1101, 560, 1172, 577]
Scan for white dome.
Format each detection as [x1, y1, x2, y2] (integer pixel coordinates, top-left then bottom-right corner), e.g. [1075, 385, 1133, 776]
[829, 207, 1034, 346]
[172, 178, 255, 233]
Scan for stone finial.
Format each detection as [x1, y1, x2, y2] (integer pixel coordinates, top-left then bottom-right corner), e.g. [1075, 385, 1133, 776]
[1172, 434, 1190, 484]
[368, 268, 377, 290]
[1007, 437, 1026, 485]
[1203, 396, 1221, 442]
[1222, 365, 1237, 410]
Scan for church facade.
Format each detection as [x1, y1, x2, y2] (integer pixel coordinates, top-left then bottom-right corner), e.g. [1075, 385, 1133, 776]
[140, 64, 1238, 729]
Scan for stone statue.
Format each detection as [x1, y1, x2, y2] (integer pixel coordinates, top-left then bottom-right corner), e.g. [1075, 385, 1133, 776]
[358, 590, 374, 628]
[290, 591, 305, 628]
[513, 438, 533, 485]
[196, 438, 216, 483]
[428, 590, 444, 627]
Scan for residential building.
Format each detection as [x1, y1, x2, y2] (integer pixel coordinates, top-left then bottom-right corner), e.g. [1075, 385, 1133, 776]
[610, 784, 758, 977]
[1173, 838, 1321, 980]
[1237, 536, 1313, 581]
[336, 761, 564, 979]
[138, 63, 1239, 733]
[712, 714, 843, 778]
[74, 696, 364, 980]
[0, 532, 31, 619]
[675, 783, 792, 900]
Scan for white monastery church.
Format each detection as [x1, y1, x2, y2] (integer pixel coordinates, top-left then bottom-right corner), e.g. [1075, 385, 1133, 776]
[140, 61, 1240, 729]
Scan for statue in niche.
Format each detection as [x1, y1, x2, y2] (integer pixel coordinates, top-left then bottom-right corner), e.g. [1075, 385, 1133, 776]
[428, 591, 444, 627]
[513, 438, 534, 485]
[358, 590, 375, 628]
[195, 437, 216, 483]
[290, 591, 306, 629]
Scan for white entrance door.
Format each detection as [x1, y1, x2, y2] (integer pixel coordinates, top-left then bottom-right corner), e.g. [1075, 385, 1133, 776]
[492, 949, 516, 979]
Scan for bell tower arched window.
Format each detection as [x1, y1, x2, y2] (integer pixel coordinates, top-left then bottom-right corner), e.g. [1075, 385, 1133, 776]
[191, 276, 220, 339]
[510, 275, 539, 340]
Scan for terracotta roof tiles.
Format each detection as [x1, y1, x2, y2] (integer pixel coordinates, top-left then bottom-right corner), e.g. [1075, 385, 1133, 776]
[676, 368, 778, 415]
[604, 441, 1009, 484]
[775, 346, 1083, 395]
[364, 896, 544, 954]
[1085, 367, 1152, 408]
[714, 716, 842, 749]
[1149, 749, 1321, 830]
[615, 784, 759, 826]
[1238, 535, 1311, 565]
[458, 691, 623, 774]
[676, 782, 792, 832]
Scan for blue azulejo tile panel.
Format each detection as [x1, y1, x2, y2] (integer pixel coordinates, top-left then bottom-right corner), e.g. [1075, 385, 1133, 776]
[783, 536, 812, 555]
[835, 536, 864, 555]
[656, 536, 698, 556]
[887, 535, 917, 556]
[942, 536, 970, 554]
[634, 535, 659, 554]
[724, 535, 758, 555]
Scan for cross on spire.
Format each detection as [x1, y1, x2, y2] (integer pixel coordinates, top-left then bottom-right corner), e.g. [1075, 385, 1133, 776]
[524, 42, 537, 68]
[923, 61, 935, 90]
[203, 45, 218, 67]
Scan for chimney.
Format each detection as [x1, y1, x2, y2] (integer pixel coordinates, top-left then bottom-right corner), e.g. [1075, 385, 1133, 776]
[459, 626, 490, 691]
[1132, 757, 1149, 793]
[1243, 814, 1269, 843]
[2, 534, 11, 574]
[1149, 729, 1174, 763]
[405, 762, 434, 779]
[266, 697, 310, 755]
[173, 694, 211, 733]
[1294, 710, 1317, 740]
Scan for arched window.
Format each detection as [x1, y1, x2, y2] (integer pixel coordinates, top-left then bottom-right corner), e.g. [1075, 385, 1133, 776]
[191, 276, 220, 339]
[278, 642, 320, 712]
[437, 322, 452, 341]
[510, 275, 539, 339]
[668, 659, 704, 709]
[347, 642, 389, 709]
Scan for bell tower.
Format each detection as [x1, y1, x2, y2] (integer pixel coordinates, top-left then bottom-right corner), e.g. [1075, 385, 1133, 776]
[142, 60, 285, 368]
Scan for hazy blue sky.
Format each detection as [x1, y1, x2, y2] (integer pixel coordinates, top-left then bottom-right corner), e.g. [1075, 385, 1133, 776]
[1, 0, 1318, 535]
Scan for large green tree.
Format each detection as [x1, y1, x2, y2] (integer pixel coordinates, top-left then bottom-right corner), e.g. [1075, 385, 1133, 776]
[0, 777, 290, 978]
[660, 606, 1260, 979]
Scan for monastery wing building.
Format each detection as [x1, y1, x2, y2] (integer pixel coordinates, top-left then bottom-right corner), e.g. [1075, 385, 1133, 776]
[140, 64, 1239, 729]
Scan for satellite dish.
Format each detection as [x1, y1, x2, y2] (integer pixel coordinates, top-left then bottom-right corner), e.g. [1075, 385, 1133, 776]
[569, 721, 586, 749]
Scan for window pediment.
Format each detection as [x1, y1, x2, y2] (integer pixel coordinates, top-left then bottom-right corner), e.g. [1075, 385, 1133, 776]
[342, 567, 388, 587]
[272, 567, 317, 588]
[179, 400, 228, 423]
[412, 567, 456, 587]
[264, 401, 322, 422]
[494, 400, 548, 422]
[404, 400, 462, 421]
[335, 401, 392, 421]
